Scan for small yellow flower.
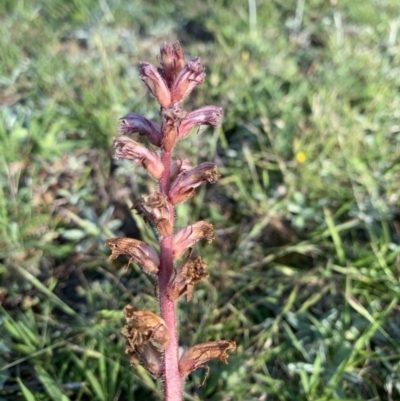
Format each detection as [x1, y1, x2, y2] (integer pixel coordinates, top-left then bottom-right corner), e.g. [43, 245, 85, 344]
[296, 151, 307, 163]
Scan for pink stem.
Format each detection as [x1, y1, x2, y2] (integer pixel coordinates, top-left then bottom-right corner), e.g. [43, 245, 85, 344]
[158, 150, 182, 401]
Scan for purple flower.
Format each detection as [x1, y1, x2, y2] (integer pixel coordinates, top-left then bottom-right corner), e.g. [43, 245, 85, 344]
[172, 221, 214, 260]
[169, 162, 220, 205]
[119, 113, 162, 147]
[170, 58, 205, 102]
[178, 106, 223, 140]
[139, 63, 171, 108]
[105, 237, 160, 275]
[113, 136, 164, 180]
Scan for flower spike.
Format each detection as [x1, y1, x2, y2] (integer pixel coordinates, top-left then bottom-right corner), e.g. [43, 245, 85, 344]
[107, 43, 234, 398]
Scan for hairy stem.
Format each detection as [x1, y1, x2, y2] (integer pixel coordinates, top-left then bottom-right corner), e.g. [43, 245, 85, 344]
[159, 149, 182, 400]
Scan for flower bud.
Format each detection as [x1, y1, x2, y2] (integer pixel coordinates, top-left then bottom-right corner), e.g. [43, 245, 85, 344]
[105, 237, 159, 275]
[170, 158, 192, 182]
[122, 305, 170, 348]
[170, 57, 205, 102]
[159, 41, 185, 87]
[119, 113, 162, 147]
[169, 162, 220, 205]
[139, 62, 172, 108]
[179, 340, 236, 382]
[134, 192, 173, 237]
[167, 256, 208, 302]
[178, 106, 223, 140]
[172, 221, 214, 260]
[172, 42, 185, 74]
[113, 136, 164, 180]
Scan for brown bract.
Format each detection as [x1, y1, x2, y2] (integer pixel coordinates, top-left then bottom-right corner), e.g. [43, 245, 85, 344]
[105, 237, 159, 275]
[134, 191, 173, 237]
[169, 163, 220, 205]
[172, 221, 214, 260]
[179, 340, 236, 382]
[122, 305, 170, 348]
[167, 256, 208, 302]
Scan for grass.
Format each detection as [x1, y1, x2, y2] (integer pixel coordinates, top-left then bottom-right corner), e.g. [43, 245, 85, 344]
[1, 0, 400, 400]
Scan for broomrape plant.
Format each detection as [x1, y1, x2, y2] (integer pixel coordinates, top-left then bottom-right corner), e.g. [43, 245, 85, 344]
[105, 42, 236, 400]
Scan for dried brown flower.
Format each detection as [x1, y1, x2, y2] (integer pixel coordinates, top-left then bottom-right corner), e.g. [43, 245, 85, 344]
[134, 192, 173, 237]
[122, 305, 170, 348]
[169, 162, 220, 205]
[105, 237, 159, 275]
[172, 221, 214, 260]
[179, 340, 236, 383]
[167, 256, 208, 301]
[113, 136, 164, 180]
[125, 342, 164, 377]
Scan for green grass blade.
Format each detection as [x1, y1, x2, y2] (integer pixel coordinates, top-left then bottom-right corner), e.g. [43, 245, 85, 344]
[17, 378, 36, 401]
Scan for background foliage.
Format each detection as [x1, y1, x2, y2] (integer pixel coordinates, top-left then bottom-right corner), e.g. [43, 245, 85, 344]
[1, 0, 400, 400]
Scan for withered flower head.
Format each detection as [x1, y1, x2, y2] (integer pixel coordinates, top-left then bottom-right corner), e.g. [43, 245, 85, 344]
[179, 341, 236, 382]
[105, 237, 159, 275]
[160, 41, 185, 87]
[122, 305, 170, 349]
[178, 106, 223, 140]
[171, 57, 205, 102]
[170, 158, 192, 182]
[172, 221, 214, 260]
[139, 62, 172, 108]
[113, 136, 164, 180]
[119, 113, 162, 147]
[167, 256, 208, 302]
[124, 342, 164, 378]
[134, 191, 173, 237]
[169, 163, 220, 205]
